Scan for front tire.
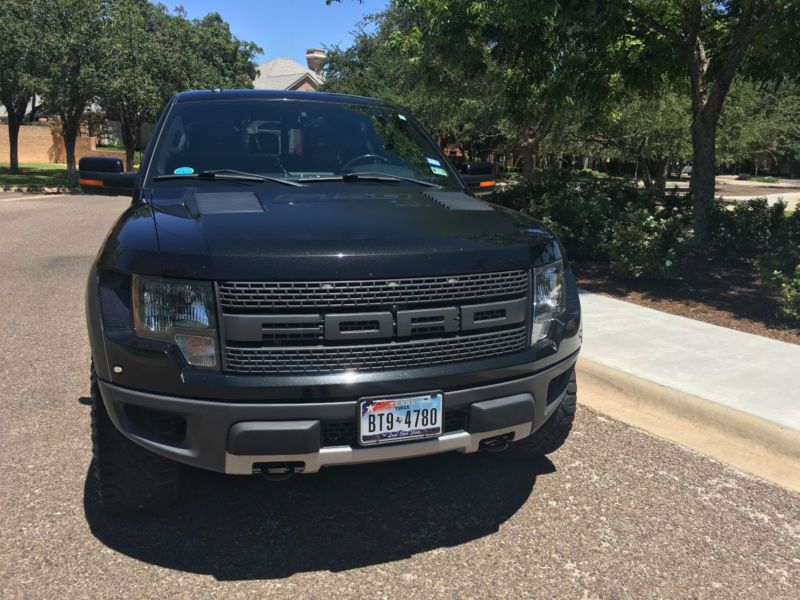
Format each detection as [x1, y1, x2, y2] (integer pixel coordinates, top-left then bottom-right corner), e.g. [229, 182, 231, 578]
[90, 368, 180, 514]
[500, 370, 577, 458]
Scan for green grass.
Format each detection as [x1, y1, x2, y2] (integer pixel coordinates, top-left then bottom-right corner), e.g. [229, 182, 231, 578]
[0, 163, 69, 189]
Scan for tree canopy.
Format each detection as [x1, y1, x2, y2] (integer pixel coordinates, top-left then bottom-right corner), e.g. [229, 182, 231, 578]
[324, 0, 800, 245]
[0, 0, 261, 180]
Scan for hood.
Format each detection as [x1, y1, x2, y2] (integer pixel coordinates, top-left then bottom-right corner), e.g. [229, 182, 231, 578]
[108, 183, 562, 280]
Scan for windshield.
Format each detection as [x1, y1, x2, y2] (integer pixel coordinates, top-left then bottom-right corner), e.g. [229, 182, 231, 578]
[146, 99, 460, 189]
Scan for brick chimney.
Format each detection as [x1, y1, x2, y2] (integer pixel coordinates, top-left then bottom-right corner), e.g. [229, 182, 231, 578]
[306, 48, 326, 73]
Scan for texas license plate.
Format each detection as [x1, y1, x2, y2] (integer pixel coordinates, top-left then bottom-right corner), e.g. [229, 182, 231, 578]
[359, 393, 443, 445]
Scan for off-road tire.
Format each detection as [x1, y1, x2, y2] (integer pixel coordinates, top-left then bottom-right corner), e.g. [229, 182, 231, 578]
[499, 370, 577, 458]
[90, 368, 180, 514]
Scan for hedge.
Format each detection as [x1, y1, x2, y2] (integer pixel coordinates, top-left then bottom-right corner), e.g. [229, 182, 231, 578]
[489, 172, 800, 321]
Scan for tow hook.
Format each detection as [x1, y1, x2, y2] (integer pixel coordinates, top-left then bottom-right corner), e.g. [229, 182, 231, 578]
[256, 463, 300, 481]
[479, 434, 512, 453]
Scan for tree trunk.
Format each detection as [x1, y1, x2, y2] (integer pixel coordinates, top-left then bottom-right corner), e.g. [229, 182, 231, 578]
[654, 157, 669, 193]
[690, 116, 717, 246]
[638, 157, 653, 189]
[7, 117, 21, 173]
[120, 113, 140, 171]
[61, 114, 80, 188]
[521, 145, 535, 180]
[2, 93, 31, 173]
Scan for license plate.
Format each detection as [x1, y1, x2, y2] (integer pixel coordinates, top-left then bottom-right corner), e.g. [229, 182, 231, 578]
[359, 393, 443, 445]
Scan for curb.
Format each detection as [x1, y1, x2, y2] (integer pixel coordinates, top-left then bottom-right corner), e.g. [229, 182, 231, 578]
[577, 357, 800, 493]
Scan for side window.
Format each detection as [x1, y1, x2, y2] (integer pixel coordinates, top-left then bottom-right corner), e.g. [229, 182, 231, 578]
[154, 116, 186, 175]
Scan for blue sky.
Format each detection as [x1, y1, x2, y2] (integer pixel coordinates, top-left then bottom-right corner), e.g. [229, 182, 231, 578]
[166, 0, 389, 66]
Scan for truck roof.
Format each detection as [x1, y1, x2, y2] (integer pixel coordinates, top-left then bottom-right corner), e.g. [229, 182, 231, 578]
[173, 89, 388, 107]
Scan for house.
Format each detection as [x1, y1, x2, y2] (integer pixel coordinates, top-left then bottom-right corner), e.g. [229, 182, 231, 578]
[252, 49, 325, 92]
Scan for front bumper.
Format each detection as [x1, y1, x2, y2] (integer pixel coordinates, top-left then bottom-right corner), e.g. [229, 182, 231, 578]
[97, 351, 578, 474]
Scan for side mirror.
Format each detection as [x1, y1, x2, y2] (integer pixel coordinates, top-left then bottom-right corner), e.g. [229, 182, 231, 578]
[78, 156, 138, 195]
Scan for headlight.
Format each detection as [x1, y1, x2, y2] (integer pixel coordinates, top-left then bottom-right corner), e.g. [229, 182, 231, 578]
[132, 275, 218, 367]
[532, 261, 565, 344]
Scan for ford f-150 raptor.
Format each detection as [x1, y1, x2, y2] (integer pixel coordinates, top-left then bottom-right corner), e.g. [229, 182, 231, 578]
[81, 90, 581, 514]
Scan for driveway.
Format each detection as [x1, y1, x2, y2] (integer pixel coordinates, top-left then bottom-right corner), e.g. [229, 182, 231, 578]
[1, 192, 798, 598]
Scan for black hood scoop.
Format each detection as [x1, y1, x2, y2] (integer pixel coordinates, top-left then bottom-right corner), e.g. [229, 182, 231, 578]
[422, 191, 493, 211]
[193, 192, 264, 215]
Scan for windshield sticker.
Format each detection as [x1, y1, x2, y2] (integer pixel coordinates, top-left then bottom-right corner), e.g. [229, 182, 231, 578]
[397, 114, 408, 121]
[430, 166, 448, 177]
[174, 166, 194, 175]
[425, 157, 442, 167]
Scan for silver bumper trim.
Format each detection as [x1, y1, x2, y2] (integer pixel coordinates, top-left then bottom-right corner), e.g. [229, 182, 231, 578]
[224, 422, 533, 474]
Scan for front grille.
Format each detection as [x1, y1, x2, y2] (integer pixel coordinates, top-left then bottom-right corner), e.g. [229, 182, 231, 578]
[322, 409, 468, 447]
[219, 269, 529, 310]
[225, 326, 528, 375]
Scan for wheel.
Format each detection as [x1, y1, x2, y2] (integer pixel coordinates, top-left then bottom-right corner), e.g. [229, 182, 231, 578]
[500, 370, 577, 458]
[90, 367, 180, 514]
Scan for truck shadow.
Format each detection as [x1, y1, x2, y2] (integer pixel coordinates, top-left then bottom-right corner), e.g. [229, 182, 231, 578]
[83, 451, 553, 580]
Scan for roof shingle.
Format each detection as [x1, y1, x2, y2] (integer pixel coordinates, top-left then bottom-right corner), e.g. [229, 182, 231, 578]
[253, 57, 323, 91]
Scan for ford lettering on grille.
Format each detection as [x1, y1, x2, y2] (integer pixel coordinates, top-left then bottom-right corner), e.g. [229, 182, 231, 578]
[222, 298, 526, 343]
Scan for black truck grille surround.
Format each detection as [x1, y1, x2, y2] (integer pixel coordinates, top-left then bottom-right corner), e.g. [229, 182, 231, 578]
[220, 270, 531, 376]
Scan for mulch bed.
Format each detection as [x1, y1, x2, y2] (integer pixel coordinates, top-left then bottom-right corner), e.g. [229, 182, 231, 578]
[571, 258, 800, 345]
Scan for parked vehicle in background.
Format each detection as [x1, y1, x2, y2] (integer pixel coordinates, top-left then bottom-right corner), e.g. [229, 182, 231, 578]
[82, 90, 581, 513]
[457, 161, 497, 193]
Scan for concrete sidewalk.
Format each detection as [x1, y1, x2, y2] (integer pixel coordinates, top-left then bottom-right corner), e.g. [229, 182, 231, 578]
[579, 291, 800, 431]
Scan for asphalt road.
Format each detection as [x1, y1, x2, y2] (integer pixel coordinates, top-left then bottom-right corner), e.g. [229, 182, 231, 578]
[1, 192, 798, 599]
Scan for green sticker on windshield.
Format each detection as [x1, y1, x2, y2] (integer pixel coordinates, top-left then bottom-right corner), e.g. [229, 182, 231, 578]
[430, 166, 448, 177]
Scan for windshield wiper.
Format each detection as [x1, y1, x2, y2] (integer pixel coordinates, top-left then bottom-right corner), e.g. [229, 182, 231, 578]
[297, 173, 439, 188]
[154, 169, 303, 187]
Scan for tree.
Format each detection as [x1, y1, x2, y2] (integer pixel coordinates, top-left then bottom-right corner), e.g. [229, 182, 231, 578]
[378, 1, 622, 178]
[162, 9, 261, 94]
[717, 80, 800, 173]
[378, 0, 798, 245]
[580, 81, 692, 190]
[101, 3, 261, 170]
[0, 0, 43, 172]
[622, 0, 791, 245]
[322, 9, 507, 160]
[39, 0, 106, 186]
[103, 0, 165, 170]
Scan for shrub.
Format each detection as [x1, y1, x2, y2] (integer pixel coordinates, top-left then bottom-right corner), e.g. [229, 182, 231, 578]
[780, 266, 800, 321]
[490, 173, 793, 290]
[707, 199, 786, 258]
[490, 171, 616, 259]
[607, 207, 693, 280]
[757, 206, 800, 321]
[490, 171, 686, 265]
[575, 168, 609, 179]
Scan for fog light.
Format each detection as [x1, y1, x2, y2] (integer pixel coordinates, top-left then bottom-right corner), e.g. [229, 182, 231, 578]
[175, 334, 217, 367]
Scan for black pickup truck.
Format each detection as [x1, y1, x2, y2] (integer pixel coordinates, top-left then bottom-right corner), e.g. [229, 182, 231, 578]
[455, 161, 497, 194]
[81, 90, 581, 513]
